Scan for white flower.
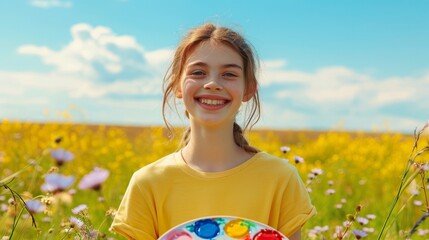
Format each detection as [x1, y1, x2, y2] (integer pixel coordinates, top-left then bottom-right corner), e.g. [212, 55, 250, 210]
[422, 163, 429, 171]
[335, 204, 343, 209]
[69, 216, 84, 229]
[343, 221, 352, 227]
[280, 146, 290, 154]
[417, 229, 429, 236]
[414, 200, 423, 206]
[357, 217, 369, 225]
[72, 204, 88, 214]
[294, 156, 304, 164]
[409, 189, 420, 196]
[314, 225, 329, 232]
[325, 189, 336, 195]
[311, 168, 323, 175]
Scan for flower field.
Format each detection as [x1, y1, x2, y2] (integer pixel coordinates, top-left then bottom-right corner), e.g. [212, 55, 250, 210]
[1, 120, 428, 239]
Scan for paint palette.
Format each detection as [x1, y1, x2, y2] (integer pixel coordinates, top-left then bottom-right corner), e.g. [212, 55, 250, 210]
[158, 216, 288, 240]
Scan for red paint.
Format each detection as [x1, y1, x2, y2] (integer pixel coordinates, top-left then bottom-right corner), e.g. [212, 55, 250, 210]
[253, 229, 284, 240]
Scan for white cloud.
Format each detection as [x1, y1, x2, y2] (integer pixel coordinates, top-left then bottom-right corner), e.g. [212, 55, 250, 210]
[18, 23, 172, 83]
[0, 23, 175, 125]
[263, 62, 426, 108]
[1, 23, 427, 132]
[30, 0, 72, 8]
[145, 49, 174, 68]
[260, 60, 311, 85]
[69, 77, 163, 98]
[0, 71, 85, 92]
[257, 60, 428, 132]
[258, 102, 311, 129]
[15, 23, 173, 100]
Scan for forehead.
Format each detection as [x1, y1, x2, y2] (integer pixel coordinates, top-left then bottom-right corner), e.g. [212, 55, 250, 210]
[185, 41, 243, 67]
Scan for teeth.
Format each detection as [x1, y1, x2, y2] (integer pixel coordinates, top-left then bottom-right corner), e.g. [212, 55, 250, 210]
[199, 98, 225, 105]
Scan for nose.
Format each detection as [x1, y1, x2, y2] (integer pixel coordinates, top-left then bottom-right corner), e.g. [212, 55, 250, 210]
[204, 78, 223, 91]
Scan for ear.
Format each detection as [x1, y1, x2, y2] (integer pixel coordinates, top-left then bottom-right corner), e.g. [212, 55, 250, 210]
[242, 81, 256, 102]
[172, 74, 183, 98]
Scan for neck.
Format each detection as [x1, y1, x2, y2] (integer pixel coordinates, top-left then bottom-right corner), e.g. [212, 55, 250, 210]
[181, 121, 253, 172]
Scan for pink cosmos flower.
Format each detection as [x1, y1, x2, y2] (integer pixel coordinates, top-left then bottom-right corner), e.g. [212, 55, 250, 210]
[41, 173, 75, 193]
[78, 167, 109, 191]
[50, 148, 74, 166]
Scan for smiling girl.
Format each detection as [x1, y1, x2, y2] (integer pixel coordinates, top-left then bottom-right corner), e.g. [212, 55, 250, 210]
[111, 23, 316, 240]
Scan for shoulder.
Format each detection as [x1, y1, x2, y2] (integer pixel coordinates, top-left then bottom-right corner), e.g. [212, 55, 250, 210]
[132, 152, 181, 183]
[252, 151, 300, 177]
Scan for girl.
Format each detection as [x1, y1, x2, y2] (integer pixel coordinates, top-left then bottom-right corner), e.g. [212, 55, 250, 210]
[111, 23, 316, 240]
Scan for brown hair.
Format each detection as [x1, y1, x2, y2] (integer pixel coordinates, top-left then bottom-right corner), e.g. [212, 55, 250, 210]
[162, 23, 260, 153]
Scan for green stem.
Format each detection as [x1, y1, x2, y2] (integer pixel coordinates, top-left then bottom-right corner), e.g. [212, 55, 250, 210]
[377, 160, 413, 240]
[377, 124, 429, 239]
[10, 203, 25, 239]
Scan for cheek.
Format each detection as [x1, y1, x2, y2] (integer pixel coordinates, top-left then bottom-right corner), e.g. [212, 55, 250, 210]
[226, 82, 246, 99]
[181, 81, 198, 102]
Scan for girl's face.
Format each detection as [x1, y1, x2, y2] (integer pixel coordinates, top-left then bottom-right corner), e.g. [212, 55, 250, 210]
[178, 41, 250, 128]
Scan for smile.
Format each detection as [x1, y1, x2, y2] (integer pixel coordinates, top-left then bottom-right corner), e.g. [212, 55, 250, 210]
[198, 98, 228, 106]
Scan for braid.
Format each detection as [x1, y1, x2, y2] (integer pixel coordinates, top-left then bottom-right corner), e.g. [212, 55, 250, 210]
[233, 122, 259, 153]
[180, 127, 191, 148]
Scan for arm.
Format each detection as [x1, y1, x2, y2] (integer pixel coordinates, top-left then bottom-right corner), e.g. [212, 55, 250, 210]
[288, 228, 301, 240]
[111, 173, 158, 240]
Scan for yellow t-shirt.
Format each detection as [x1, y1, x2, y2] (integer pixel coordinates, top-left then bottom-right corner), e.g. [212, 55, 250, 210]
[111, 151, 316, 240]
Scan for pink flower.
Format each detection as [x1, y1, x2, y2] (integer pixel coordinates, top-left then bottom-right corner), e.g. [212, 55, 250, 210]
[50, 148, 74, 166]
[78, 167, 109, 191]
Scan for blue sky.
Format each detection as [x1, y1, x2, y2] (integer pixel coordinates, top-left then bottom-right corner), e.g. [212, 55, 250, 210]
[1, 1, 428, 133]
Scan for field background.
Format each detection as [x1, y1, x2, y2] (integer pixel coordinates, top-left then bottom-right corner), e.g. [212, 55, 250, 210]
[1, 120, 429, 239]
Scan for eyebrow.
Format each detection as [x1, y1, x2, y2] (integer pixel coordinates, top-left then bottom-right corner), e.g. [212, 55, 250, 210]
[187, 61, 243, 70]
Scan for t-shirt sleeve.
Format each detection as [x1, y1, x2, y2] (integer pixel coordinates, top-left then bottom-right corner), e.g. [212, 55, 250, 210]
[278, 166, 317, 237]
[110, 172, 157, 240]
